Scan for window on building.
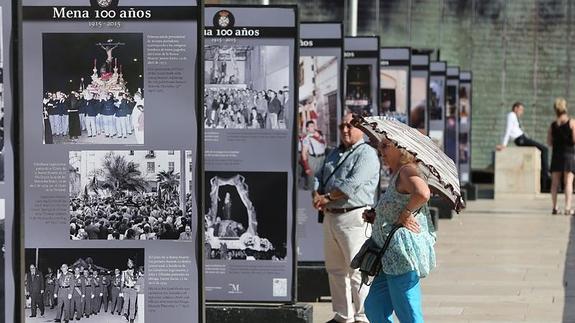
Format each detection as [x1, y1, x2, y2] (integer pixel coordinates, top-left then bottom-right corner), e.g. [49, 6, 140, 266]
[169, 162, 175, 172]
[147, 162, 155, 173]
[168, 150, 175, 155]
[189, 162, 193, 173]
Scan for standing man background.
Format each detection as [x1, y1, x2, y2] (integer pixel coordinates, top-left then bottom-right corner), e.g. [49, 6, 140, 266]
[44, 267, 55, 310]
[122, 258, 138, 323]
[26, 264, 45, 318]
[301, 120, 327, 191]
[54, 263, 74, 323]
[313, 112, 380, 323]
[110, 268, 124, 315]
[496, 101, 550, 190]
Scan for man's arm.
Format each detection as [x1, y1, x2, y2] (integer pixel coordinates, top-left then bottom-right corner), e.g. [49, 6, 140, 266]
[497, 113, 514, 150]
[300, 141, 312, 176]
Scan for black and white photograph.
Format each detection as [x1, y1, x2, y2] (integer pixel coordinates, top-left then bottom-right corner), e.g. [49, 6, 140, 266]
[298, 56, 338, 191]
[204, 45, 290, 130]
[68, 150, 191, 241]
[204, 171, 288, 261]
[345, 64, 373, 115]
[24, 248, 145, 323]
[42, 33, 144, 145]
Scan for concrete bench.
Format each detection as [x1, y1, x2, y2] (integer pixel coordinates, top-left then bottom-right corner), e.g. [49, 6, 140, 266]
[495, 147, 541, 199]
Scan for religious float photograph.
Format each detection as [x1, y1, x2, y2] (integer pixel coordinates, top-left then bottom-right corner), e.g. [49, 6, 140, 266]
[42, 33, 144, 145]
[68, 150, 190, 241]
[344, 64, 373, 116]
[204, 45, 290, 130]
[203, 171, 288, 261]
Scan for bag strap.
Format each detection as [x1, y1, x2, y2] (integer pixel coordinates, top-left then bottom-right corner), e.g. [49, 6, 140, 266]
[321, 142, 366, 189]
[376, 225, 402, 259]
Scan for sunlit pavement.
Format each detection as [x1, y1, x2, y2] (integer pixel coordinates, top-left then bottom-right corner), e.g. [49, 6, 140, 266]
[310, 196, 575, 323]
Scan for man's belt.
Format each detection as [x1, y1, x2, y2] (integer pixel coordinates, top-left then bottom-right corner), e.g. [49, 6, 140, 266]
[309, 153, 325, 158]
[59, 286, 70, 288]
[85, 285, 91, 287]
[124, 285, 135, 289]
[325, 206, 366, 214]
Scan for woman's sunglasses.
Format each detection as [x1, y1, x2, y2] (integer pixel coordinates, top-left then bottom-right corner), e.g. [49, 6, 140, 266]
[338, 123, 353, 131]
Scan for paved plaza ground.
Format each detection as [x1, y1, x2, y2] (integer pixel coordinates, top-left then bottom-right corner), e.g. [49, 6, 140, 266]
[310, 195, 575, 323]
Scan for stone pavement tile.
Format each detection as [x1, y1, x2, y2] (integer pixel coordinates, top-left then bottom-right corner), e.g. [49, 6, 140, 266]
[423, 285, 521, 296]
[425, 294, 554, 305]
[422, 306, 464, 315]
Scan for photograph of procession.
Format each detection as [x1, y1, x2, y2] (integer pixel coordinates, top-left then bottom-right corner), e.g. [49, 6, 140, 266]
[68, 150, 192, 241]
[204, 171, 288, 261]
[204, 45, 290, 130]
[42, 33, 144, 145]
[345, 64, 373, 116]
[298, 55, 339, 191]
[24, 248, 145, 323]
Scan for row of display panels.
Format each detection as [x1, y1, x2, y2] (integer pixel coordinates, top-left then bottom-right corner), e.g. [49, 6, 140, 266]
[0, 2, 476, 322]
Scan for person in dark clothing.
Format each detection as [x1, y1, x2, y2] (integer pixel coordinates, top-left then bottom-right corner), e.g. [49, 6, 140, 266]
[68, 92, 82, 140]
[26, 264, 45, 318]
[84, 220, 100, 239]
[266, 90, 282, 129]
[548, 98, 575, 215]
[85, 95, 99, 137]
[101, 93, 117, 137]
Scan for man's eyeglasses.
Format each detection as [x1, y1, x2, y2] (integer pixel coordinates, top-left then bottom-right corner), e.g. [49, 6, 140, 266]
[338, 123, 353, 131]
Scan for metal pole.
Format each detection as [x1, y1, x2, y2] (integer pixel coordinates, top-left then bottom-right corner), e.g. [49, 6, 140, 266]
[350, 0, 358, 36]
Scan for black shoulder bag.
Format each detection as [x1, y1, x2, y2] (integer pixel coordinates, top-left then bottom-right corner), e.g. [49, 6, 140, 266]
[350, 225, 402, 288]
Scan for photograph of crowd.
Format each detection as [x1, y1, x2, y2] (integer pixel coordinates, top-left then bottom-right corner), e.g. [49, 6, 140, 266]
[42, 33, 144, 145]
[204, 45, 290, 130]
[380, 68, 408, 123]
[25, 248, 145, 323]
[298, 56, 339, 191]
[69, 150, 192, 241]
[345, 64, 373, 115]
[204, 171, 288, 261]
[410, 76, 428, 131]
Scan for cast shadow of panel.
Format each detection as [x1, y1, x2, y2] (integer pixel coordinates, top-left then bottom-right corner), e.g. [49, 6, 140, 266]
[564, 216, 575, 322]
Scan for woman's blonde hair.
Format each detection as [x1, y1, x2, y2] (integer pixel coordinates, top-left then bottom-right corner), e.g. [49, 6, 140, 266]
[554, 97, 567, 117]
[398, 147, 418, 166]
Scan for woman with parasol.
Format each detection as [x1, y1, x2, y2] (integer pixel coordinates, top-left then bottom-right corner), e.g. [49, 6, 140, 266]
[352, 116, 464, 323]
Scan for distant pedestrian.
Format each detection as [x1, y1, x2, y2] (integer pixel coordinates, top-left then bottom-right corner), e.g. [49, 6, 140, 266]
[547, 98, 575, 215]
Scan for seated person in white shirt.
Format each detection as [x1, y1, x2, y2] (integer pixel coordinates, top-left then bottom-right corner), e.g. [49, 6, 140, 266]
[496, 101, 549, 189]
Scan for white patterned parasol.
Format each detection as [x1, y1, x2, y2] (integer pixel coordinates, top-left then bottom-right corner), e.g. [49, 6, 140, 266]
[352, 115, 465, 212]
